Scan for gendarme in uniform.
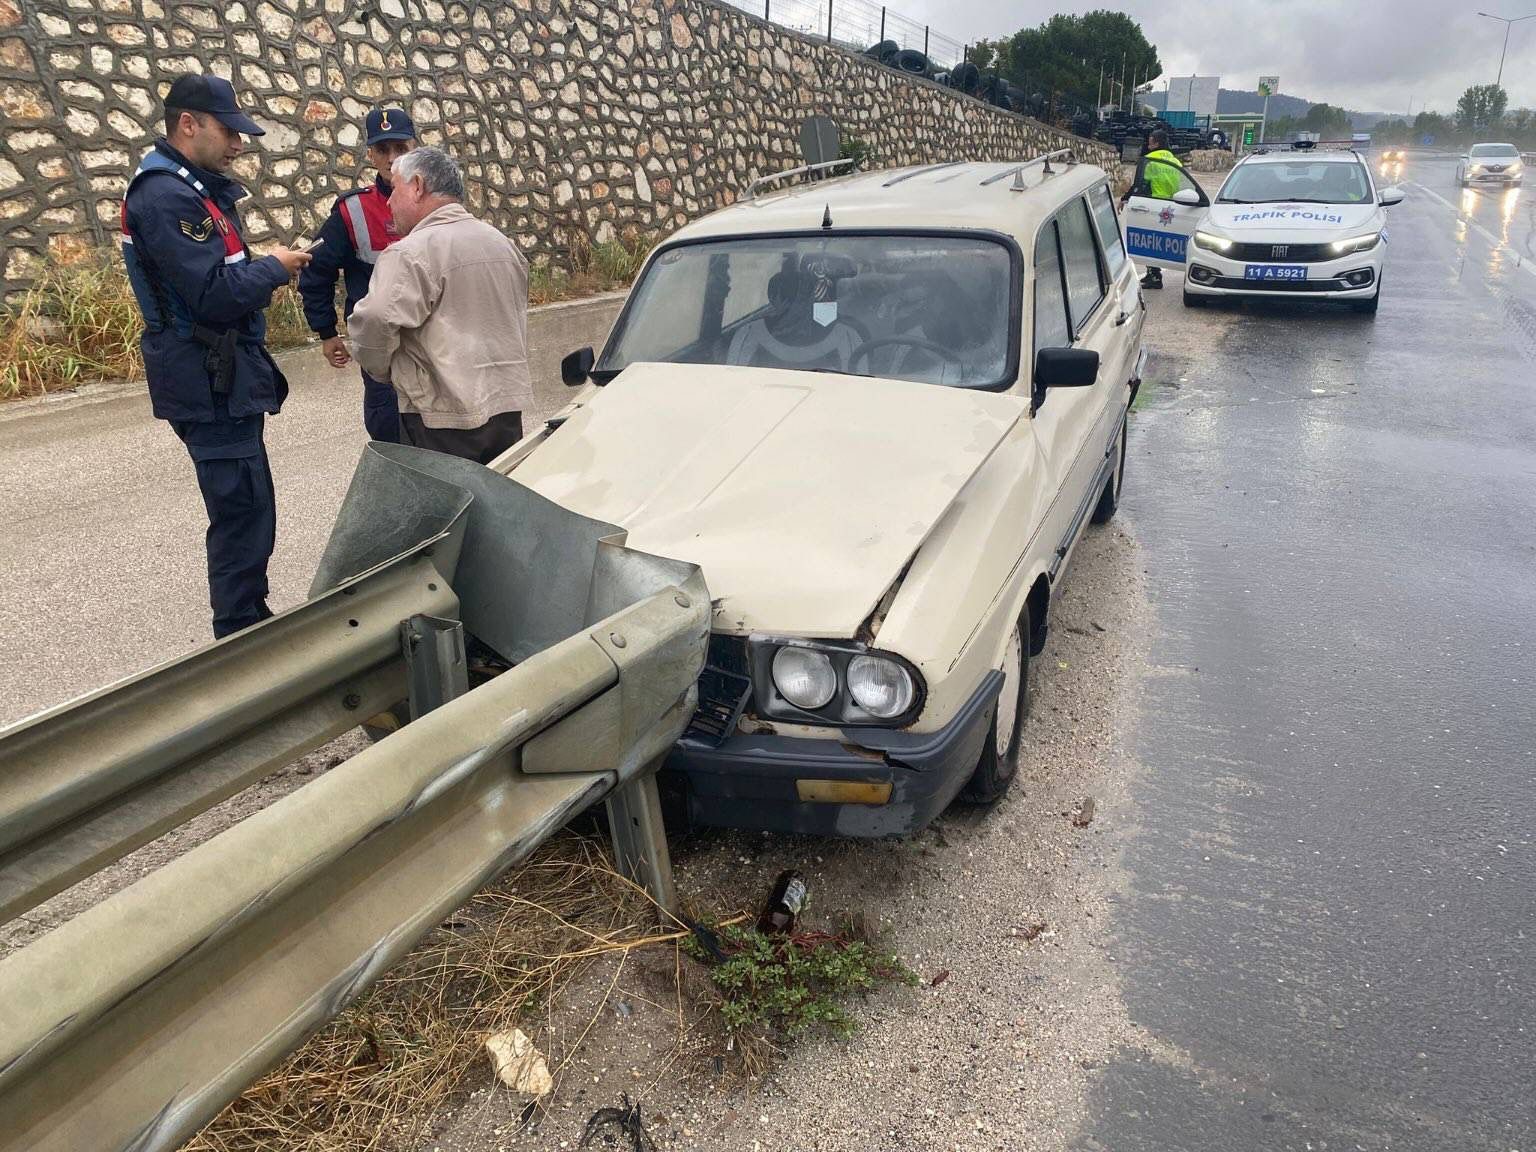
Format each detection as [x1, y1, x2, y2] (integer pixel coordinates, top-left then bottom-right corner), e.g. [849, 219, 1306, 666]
[121, 74, 300, 638]
[299, 108, 418, 442]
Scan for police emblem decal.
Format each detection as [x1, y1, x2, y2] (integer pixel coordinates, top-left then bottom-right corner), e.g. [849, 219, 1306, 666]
[179, 216, 215, 242]
[1158, 206, 1175, 226]
[380, 111, 392, 131]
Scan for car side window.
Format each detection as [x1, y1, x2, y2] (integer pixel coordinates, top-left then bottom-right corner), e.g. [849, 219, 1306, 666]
[1134, 157, 1201, 202]
[1057, 198, 1106, 333]
[1033, 220, 1071, 354]
[1087, 184, 1127, 278]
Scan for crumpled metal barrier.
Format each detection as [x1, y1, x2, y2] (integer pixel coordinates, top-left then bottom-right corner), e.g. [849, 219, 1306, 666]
[0, 444, 709, 1152]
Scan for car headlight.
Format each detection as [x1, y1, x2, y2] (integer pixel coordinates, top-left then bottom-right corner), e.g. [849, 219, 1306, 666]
[1193, 230, 1233, 253]
[771, 647, 837, 710]
[1511, 160, 1524, 174]
[847, 655, 916, 719]
[1330, 231, 1381, 255]
[753, 639, 925, 726]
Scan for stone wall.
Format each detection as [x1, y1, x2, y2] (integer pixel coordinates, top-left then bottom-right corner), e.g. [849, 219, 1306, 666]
[0, 0, 1114, 295]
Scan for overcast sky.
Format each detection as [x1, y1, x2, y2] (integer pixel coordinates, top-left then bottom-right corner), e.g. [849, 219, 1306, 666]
[889, 0, 1536, 115]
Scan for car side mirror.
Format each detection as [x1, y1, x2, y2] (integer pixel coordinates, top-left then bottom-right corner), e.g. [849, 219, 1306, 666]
[1034, 347, 1100, 390]
[1379, 186, 1404, 206]
[561, 346, 595, 386]
[1172, 187, 1202, 206]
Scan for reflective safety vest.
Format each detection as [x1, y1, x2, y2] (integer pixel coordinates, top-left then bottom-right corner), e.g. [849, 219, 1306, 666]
[337, 184, 399, 265]
[1142, 149, 1186, 201]
[120, 149, 249, 331]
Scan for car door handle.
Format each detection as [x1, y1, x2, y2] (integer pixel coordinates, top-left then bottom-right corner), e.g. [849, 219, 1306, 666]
[1114, 308, 1131, 326]
[1127, 204, 1151, 214]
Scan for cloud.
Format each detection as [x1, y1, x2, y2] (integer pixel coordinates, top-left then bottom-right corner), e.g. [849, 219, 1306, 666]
[882, 0, 1536, 113]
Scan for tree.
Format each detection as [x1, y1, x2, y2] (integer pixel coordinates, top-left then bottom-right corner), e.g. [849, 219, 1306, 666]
[1300, 101, 1352, 136]
[1413, 109, 1454, 141]
[1456, 83, 1507, 131]
[1372, 117, 1410, 143]
[980, 10, 1160, 112]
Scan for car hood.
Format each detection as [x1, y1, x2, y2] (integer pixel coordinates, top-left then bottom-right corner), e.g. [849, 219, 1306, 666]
[1205, 201, 1382, 238]
[512, 362, 1025, 638]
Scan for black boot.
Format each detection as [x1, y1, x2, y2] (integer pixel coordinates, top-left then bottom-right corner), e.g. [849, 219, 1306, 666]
[1140, 267, 1163, 289]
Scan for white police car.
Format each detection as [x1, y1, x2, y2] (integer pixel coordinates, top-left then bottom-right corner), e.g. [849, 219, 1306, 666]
[1125, 144, 1404, 315]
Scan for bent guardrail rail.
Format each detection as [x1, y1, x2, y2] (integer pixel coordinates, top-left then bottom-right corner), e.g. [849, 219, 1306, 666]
[0, 444, 709, 1152]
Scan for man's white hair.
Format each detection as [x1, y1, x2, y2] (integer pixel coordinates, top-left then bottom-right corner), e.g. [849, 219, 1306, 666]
[393, 146, 464, 200]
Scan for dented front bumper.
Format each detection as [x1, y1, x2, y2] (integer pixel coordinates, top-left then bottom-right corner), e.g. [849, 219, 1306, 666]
[663, 671, 1003, 838]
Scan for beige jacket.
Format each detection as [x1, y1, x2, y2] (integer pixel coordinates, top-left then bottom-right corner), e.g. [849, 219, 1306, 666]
[350, 203, 532, 429]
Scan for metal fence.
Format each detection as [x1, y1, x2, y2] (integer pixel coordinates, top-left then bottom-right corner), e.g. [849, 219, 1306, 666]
[721, 0, 966, 72]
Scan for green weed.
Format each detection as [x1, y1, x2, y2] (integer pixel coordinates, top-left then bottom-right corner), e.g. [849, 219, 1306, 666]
[688, 923, 918, 1040]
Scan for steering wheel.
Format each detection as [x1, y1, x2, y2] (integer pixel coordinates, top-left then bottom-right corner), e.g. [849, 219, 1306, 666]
[848, 337, 962, 377]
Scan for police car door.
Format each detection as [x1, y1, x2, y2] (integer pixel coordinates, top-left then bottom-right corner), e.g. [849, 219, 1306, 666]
[1123, 157, 1208, 272]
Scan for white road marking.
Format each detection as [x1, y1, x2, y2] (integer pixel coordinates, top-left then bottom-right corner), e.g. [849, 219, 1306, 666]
[1410, 181, 1536, 283]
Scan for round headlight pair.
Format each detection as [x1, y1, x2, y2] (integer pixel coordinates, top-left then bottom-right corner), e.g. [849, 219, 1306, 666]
[770, 647, 916, 720]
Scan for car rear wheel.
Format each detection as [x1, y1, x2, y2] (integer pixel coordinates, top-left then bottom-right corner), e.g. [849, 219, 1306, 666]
[959, 610, 1029, 805]
[1091, 417, 1127, 524]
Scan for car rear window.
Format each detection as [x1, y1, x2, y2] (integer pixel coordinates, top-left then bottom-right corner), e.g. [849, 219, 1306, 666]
[598, 233, 1018, 389]
[1057, 199, 1107, 333]
[1088, 184, 1128, 278]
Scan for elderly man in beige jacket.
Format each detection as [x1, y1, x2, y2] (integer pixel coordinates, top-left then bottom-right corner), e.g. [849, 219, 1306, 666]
[348, 146, 531, 463]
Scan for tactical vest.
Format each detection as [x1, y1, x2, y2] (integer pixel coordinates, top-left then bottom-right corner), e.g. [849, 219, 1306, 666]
[338, 185, 399, 264]
[120, 149, 248, 333]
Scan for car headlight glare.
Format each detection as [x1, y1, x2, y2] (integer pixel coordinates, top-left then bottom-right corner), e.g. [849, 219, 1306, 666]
[846, 655, 916, 719]
[771, 647, 837, 710]
[1330, 231, 1381, 255]
[1193, 230, 1233, 253]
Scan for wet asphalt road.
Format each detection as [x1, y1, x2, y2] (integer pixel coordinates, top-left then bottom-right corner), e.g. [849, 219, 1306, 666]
[1083, 155, 1536, 1150]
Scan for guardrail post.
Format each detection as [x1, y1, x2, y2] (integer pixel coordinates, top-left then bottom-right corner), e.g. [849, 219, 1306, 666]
[605, 764, 677, 918]
[402, 615, 469, 719]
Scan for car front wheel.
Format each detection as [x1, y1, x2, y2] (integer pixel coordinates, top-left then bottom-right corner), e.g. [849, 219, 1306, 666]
[959, 609, 1029, 804]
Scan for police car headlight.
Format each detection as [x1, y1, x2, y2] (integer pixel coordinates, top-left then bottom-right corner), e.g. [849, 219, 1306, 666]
[1330, 231, 1381, 255]
[1193, 230, 1233, 253]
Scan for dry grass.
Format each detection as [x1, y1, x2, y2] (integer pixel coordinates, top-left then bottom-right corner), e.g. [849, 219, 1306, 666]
[528, 230, 653, 306]
[185, 832, 683, 1152]
[0, 249, 317, 401]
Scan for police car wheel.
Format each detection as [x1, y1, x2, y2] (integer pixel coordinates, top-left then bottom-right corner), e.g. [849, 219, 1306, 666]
[1353, 277, 1382, 315]
[1182, 287, 1207, 308]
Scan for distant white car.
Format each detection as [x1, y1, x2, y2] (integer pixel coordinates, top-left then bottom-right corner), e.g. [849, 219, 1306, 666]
[1457, 143, 1524, 188]
[1124, 144, 1404, 315]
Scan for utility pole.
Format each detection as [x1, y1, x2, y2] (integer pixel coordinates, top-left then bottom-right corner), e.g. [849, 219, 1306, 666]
[1097, 61, 1103, 115]
[1477, 10, 1536, 89]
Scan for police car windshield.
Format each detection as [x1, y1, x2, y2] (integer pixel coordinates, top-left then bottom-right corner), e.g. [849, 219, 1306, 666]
[596, 234, 1017, 390]
[1218, 161, 1373, 205]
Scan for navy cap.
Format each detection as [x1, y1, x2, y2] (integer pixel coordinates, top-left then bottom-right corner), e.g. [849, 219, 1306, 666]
[366, 108, 416, 145]
[165, 73, 264, 136]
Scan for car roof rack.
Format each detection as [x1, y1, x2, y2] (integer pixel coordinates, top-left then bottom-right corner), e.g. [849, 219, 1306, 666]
[744, 157, 856, 200]
[979, 148, 1078, 190]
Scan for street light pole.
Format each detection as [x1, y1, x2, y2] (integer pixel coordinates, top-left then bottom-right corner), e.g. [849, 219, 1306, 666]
[1477, 10, 1536, 89]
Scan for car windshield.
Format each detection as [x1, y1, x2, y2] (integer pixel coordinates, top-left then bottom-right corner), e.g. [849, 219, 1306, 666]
[596, 234, 1016, 389]
[1470, 144, 1519, 158]
[1217, 160, 1374, 204]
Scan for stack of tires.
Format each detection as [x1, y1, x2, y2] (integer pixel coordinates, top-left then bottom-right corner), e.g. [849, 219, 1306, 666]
[863, 41, 1028, 113]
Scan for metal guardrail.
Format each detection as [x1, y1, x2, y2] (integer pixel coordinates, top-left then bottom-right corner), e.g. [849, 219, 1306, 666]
[0, 444, 710, 1152]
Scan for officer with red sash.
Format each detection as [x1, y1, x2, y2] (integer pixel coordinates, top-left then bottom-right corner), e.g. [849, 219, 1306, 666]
[299, 108, 417, 442]
[121, 74, 312, 638]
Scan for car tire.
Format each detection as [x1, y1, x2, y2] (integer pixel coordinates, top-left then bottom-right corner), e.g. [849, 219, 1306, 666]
[959, 609, 1029, 805]
[1091, 417, 1127, 524]
[1182, 287, 1207, 308]
[1353, 276, 1382, 315]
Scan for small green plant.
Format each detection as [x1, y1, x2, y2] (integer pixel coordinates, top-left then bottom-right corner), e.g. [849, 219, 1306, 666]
[688, 924, 918, 1040]
[839, 135, 875, 171]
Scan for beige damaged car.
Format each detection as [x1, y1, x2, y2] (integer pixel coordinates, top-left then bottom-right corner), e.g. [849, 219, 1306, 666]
[499, 153, 1146, 837]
